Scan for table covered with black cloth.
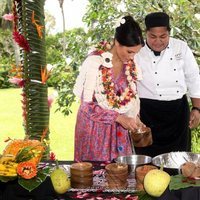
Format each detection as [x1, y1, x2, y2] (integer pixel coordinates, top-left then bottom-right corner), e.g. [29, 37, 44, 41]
[0, 161, 199, 200]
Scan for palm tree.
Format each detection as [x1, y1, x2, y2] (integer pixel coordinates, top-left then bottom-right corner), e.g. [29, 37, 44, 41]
[58, 0, 66, 56]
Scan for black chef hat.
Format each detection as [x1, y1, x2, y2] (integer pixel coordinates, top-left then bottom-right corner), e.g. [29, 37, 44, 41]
[145, 12, 170, 30]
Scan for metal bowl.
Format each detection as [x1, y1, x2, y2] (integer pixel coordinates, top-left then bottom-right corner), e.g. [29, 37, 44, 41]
[152, 151, 200, 175]
[115, 155, 152, 176]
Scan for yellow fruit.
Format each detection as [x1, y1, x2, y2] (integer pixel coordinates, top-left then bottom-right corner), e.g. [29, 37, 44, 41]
[0, 164, 7, 171]
[144, 169, 171, 197]
[0, 154, 15, 164]
[3, 139, 44, 165]
[50, 161, 70, 194]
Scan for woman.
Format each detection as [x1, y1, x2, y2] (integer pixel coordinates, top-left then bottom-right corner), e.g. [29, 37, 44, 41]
[73, 15, 144, 162]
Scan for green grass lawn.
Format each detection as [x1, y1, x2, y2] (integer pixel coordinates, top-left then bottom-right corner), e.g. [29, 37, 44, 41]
[0, 88, 79, 161]
[1, 88, 199, 161]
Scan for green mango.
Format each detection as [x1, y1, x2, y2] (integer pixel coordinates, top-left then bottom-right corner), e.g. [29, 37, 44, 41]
[50, 161, 70, 194]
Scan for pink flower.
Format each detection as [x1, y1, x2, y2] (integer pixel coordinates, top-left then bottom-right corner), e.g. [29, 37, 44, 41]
[2, 13, 14, 21]
[48, 94, 55, 108]
[76, 192, 90, 198]
[125, 195, 139, 200]
[9, 77, 25, 87]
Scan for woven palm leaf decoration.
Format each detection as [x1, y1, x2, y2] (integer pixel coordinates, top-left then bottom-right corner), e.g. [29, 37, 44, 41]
[12, 0, 49, 157]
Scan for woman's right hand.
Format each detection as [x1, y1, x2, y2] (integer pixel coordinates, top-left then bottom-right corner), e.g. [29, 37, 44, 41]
[116, 115, 138, 132]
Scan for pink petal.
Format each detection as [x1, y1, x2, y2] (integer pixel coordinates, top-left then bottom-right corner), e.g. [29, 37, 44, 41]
[2, 13, 14, 21]
[48, 95, 55, 108]
[9, 77, 24, 87]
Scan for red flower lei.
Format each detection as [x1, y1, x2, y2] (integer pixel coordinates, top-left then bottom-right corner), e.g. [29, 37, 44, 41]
[100, 59, 137, 108]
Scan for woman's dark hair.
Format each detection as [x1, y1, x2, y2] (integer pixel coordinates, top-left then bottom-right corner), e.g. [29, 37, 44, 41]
[115, 15, 144, 47]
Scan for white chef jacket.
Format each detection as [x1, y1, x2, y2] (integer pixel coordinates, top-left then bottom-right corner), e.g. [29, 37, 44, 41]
[135, 37, 200, 101]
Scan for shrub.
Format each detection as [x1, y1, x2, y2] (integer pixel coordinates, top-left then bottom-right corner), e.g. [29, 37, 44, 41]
[0, 65, 13, 88]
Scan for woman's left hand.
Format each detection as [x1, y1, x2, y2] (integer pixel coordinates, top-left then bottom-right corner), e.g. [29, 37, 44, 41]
[189, 109, 200, 129]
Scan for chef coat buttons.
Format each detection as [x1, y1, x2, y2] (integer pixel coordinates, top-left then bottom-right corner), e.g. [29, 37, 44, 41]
[157, 83, 159, 86]
[159, 94, 162, 97]
[155, 72, 158, 74]
[177, 91, 179, 93]
[153, 61, 156, 63]
[176, 80, 178, 83]
[170, 58, 173, 60]
[174, 69, 176, 71]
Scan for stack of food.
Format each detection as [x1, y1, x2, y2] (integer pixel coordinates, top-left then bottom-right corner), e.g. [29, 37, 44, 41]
[105, 163, 128, 189]
[181, 161, 200, 179]
[135, 164, 158, 190]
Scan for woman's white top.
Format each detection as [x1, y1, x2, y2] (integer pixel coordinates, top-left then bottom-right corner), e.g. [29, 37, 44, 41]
[135, 37, 200, 101]
[73, 52, 142, 118]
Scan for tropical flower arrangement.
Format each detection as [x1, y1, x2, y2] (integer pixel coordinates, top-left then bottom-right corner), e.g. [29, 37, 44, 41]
[0, 138, 50, 192]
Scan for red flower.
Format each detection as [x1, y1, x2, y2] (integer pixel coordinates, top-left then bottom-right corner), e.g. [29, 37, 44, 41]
[50, 152, 56, 161]
[13, 31, 31, 52]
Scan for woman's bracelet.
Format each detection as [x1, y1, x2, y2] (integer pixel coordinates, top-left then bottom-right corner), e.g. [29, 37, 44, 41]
[192, 106, 200, 113]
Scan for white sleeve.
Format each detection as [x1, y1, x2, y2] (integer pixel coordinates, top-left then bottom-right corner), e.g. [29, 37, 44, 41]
[73, 55, 102, 102]
[183, 45, 200, 98]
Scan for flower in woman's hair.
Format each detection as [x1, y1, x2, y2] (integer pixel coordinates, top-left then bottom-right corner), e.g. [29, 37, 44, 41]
[96, 41, 113, 52]
[101, 52, 113, 68]
[114, 16, 126, 29]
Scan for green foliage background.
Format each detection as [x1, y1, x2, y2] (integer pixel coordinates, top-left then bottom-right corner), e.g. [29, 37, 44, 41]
[0, 0, 199, 153]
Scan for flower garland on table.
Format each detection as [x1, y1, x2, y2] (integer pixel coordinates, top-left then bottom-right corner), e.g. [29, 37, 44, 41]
[94, 41, 138, 113]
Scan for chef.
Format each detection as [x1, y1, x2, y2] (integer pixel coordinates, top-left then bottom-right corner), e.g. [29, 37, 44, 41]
[135, 12, 200, 157]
